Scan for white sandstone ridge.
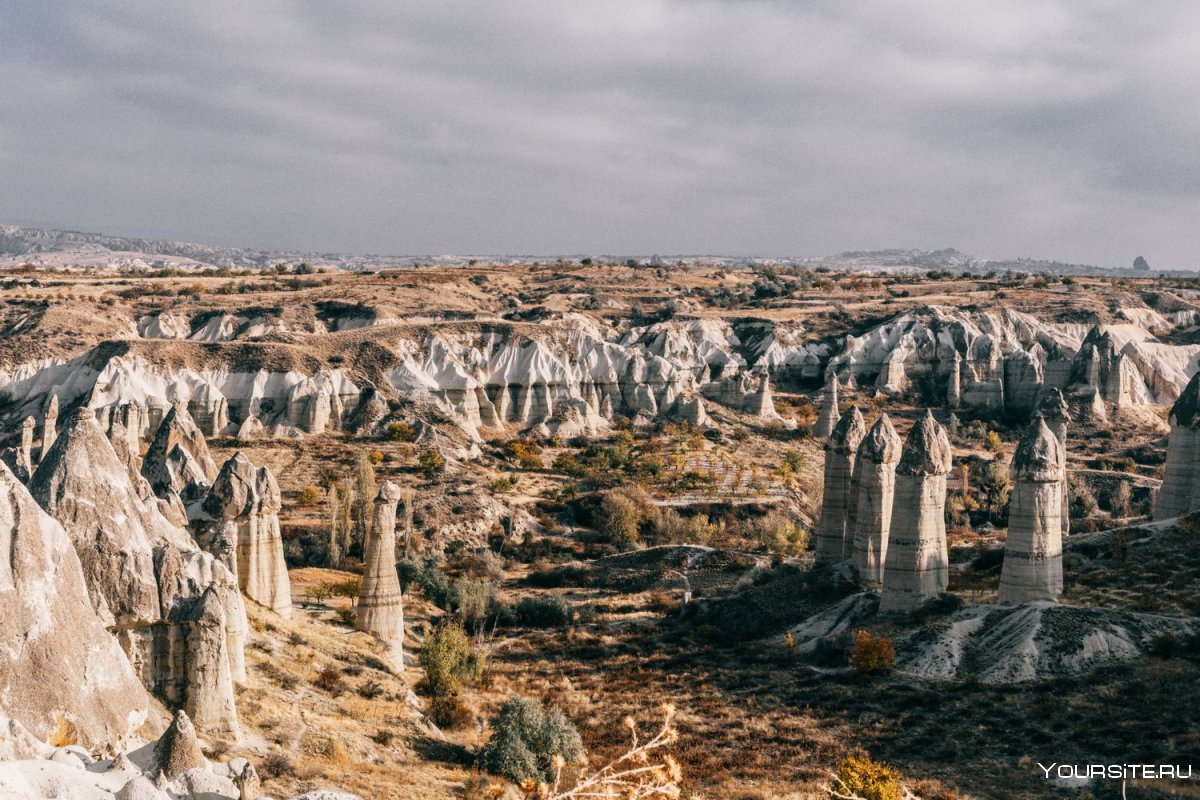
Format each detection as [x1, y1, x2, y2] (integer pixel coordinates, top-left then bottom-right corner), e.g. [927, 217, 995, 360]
[137, 311, 287, 342]
[0, 349, 362, 439]
[29, 408, 247, 736]
[0, 709, 361, 800]
[383, 315, 785, 438]
[815, 305, 1200, 416]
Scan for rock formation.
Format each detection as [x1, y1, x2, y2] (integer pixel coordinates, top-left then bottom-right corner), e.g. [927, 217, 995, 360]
[29, 407, 245, 735]
[200, 453, 293, 617]
[851, 413, 901, 584]
[1154, 370, 1200, 520]
[880, 411, 953, 613]
[0, 459, 150, 747]
[998, 417, 1065, 604]
[356, 482, 406, 665]
[813, 372, 839, 440]
[1037, 389, 1071, 535]
[16, 415, 34, 477]
[41, 393, 58, 457]
[814, 407, 865, 562]
[141, 405, 218, 504]
[154, 710, 207, 779]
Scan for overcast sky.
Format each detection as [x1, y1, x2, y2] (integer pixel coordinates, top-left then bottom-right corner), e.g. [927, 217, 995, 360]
[2, 2, 1199, 267]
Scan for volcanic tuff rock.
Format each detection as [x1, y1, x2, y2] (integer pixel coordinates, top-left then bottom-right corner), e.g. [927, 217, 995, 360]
[851, 414, 901, 584]
[29, 407, 245, 734]
[999, 418, 1065, 603]
[356, 481, 406, 665]
[41, 393, 58, 457]
[141, 405, 218, 505]
[1154, 371, 1200, 520]
[153, 710, 206, 779]
[815, 407, 865, 562]
[0, 460, 150, 747]
[813, 372, 839, 440]
[880, 411, 953, 613]
[198, 453, 293, 617]
[1037, 388, 1072, 535]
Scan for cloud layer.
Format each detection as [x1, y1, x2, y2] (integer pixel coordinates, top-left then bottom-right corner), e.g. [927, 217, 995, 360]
[2, 1, 1198, 266]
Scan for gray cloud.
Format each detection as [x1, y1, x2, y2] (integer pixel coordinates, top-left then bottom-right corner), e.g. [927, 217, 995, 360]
[1, 1, 1198, 267]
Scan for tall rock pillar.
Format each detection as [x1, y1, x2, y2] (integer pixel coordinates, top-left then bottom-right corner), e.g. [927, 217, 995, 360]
[998, 417, 1065, 604]
[41, 394, 59, 459]
[880, 411, 953, 612]
[1038, 389, 1071, 535]
[851, 414, 901, 584]
[814, 407, 865, 563]
[356, 481, 406, 667]
[813, 372, 840, 441]
[1154, 371, 1200, 520]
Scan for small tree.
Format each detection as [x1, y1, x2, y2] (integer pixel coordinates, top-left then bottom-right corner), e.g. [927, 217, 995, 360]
[418, 449, 446, 477]
[600, 487, 649, 545]
[849, 630, 895, 675]
[419, 621, 485, 700]
[477, 697, 584, 785]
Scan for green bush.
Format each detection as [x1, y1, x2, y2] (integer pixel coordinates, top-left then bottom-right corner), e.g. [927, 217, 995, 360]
[477, 696, 584, 784]
[516, 594, 573, 628]
[453, 576, 497, 632]
[418, 621, 485, 699]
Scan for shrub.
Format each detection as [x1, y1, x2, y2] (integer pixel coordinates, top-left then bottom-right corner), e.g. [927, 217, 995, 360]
[429, 695, 475, 730]
[418, 621, 485, 699]
[983, 430, 1004, 455]
[849, 630, 895, 675]
[1150, 632, 1177, 659]
[476, 696, 584, 784]
[453, 576, 497, 632]
[489, 474, 520, 493]
[505, 439, 543, 470]
[385, 421, 418, 442]
[752, 511, 809, 556]
[296, 485, 322, 506]
[599, 487, 651, 545]
[418, 449, 446, 477]
[832, 751, 903, 800]
[314, 665, 346, 695]
[516, 594, 573, 628]
[368, 449, 385, 465]
[259, 751, 297, 779]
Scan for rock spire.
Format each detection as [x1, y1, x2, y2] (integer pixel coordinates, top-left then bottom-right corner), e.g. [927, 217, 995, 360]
[356, 481, 406, 666]
[998, 417, 1065, 604]
[851, 413, 901, 584]
[815, 406, 865, 562]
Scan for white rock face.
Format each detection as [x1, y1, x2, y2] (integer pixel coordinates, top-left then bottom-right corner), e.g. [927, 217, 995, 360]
[813, 372, 839, 441]
[356, 482, 405, 666]
[998, 418, 1065, 604]
[815, 407, 865, 563]
[29, 408, 245, 736]
[1037, 389, 1071, 536]
[141, 405, 218, 505]
[880, 411, 953, 613]
[1154, 371, 1200, 520]
[41, 393, 59, 458]
[0, 460, 150, 748]
[199, 453, 293, 618]
[851, 414, 900, 584]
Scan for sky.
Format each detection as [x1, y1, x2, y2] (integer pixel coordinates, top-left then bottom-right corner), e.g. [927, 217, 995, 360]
[2, 1, 1199, 267]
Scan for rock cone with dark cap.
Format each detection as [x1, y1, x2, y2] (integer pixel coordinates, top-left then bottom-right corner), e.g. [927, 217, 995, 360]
[815, 406, 865, 562]
[154, 710, 206, 779]
[851, 413, 901, 584]
[999, 417, 1065, 604]
[880, 410, 953, 613]
[1154, 371, 1200, 520]
[357, 481, 406, 666]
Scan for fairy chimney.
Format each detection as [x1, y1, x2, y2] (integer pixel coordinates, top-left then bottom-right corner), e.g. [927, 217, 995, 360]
[815, 407, 866, 562]
[998, 417, 1065, 604]
[851, 414, 901, 584]
[814, 372, 840, 441]
[1154, 371, 1200, 520]
[356, 481, 406, 667]
[880, 411, 953, 613]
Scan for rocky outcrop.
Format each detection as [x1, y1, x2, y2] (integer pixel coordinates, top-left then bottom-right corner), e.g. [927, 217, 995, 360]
[199, 453, 293, 617]
[1154, 371, 1200, 520]
[813, 372, 839, 440]
[16, 415, 34, 477]
[41, 393, 58, 458]
[154, 710, 206, 779]
[851, 414, 900, 584]
[815, 407, 865, 562]
[356, 481, 405, 665]
[999, 418, 1065, 604]
[0, 460, 150, 748]
[29, 408, 245, 735]
[880, 411, 953, 613]
[141, 405, 218, 505]
[1038, 389, 1071, 535]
